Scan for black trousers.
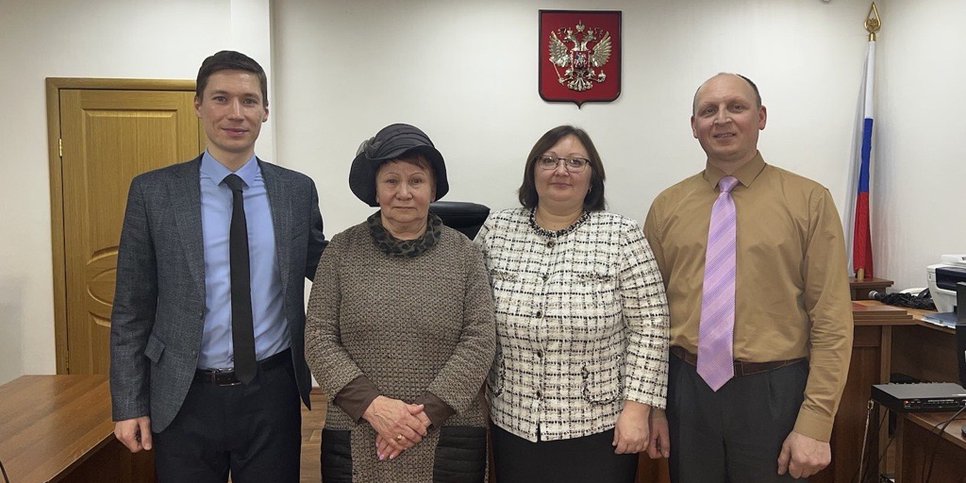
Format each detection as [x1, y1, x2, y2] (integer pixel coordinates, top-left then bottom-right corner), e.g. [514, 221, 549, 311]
[667, 353, 809, 483]
[153, 356, 302, 483]
[491, 423, 638, 483]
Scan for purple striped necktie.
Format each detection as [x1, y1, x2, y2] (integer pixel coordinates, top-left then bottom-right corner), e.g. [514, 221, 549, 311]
[697, 175, 739, 392]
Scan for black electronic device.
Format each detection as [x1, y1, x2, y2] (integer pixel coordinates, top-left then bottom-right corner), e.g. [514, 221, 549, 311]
[871, 382, 966, 413]
[937, 266, 966, 293]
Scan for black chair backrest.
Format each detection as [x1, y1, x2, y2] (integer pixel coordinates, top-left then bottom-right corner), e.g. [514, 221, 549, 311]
[429, 201, 490, 240]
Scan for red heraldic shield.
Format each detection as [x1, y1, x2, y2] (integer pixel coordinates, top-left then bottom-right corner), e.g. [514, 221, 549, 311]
[539, 10, 622, 107]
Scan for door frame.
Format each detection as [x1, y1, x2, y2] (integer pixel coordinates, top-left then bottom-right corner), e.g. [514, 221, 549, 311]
[46, 78, 196, 374]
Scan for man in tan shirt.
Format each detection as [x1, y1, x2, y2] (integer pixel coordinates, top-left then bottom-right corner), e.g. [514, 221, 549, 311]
[643, 73, 853, 482]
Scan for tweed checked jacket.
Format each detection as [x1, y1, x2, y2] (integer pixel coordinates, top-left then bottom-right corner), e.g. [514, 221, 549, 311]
[477, 208, 669, 442]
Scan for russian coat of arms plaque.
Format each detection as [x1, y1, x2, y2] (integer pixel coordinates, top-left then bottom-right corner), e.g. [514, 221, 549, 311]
[538, 10, 622, 107]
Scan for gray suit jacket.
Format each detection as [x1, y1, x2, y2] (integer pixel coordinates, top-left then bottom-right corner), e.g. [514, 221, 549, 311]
[110, 155, 326, 432]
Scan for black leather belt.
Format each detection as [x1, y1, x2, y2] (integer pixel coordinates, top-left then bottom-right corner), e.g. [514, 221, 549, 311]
[670, 346, 805, 377]
[194, 349, 290, 386]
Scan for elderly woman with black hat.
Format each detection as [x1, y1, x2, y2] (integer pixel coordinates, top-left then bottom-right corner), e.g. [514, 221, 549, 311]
[305, 123, 496, 482]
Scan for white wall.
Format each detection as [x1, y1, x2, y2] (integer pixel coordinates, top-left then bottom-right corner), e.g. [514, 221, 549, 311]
[273, 0, 869, 255]
[0, 0, 273, 385]
[1, 0, 962, 385]
[875, 0, 966, 292]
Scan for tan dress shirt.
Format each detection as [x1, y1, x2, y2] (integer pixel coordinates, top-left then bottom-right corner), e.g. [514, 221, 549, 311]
[643, 152, 853, 441]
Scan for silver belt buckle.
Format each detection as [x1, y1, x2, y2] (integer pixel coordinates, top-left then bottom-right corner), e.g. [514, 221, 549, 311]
[211, 368, 242, 386]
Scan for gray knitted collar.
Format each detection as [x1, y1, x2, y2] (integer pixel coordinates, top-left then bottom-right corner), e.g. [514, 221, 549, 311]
[367, 211, 443, 257]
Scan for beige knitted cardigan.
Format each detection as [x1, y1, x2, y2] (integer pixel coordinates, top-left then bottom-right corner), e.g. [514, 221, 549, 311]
[305, 221, 496, 482]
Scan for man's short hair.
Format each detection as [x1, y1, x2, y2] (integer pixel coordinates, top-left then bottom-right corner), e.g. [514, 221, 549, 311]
[196, 50, 268, 107]
[692, 73, 762, 114]
[736, 74, 762, 107]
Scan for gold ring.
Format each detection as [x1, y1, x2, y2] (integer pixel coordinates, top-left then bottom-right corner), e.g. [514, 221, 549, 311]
[396, 434, 404, 441]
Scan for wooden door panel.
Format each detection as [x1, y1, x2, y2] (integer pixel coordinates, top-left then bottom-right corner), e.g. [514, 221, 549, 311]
[84, 250, 117, 375]
[60, 89, 199, 374]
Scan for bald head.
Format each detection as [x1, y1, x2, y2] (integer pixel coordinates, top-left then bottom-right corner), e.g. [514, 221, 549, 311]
[690, 72, 767, 172]
[692, 73, 761, 115]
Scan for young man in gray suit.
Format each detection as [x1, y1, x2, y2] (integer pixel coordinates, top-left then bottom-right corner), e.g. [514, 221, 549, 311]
[110, 50, 326, 482]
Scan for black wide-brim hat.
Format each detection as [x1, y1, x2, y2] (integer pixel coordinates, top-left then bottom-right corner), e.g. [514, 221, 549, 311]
[349, 123, 449, 207]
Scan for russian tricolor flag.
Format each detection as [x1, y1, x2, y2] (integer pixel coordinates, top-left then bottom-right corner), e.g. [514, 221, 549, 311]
[848, 40, 875, 278]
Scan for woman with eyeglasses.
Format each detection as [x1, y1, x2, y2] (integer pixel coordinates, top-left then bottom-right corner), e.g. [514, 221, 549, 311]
[475, 125, 670, 483]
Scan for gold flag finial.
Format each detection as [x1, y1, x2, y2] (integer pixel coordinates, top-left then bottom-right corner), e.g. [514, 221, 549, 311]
[865, 2, 881, 41]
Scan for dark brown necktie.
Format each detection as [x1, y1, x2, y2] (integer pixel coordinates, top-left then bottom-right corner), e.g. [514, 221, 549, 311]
[222, 174, 256, 384]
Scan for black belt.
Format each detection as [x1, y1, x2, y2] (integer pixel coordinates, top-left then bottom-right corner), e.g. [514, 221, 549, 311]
[670, 346, 805, 377]
[194, 349, 290, 386]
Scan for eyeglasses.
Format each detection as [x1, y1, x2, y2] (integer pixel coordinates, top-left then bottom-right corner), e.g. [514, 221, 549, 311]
[536, 155, 590, 173]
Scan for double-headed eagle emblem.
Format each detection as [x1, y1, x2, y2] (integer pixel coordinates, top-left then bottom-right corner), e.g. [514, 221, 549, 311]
[548, 21, 613, 92]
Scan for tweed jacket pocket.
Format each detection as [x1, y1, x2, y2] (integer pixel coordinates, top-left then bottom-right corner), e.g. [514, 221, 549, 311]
[574, 269, 615, 282]
[573, 268, 618, 309]
[488, 268, 518, 284]
[144, 334, 165, 363]
[581, 354, 623, 404]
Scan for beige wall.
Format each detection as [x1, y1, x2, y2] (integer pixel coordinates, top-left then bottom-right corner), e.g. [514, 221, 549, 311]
[2, 0, 964, 385]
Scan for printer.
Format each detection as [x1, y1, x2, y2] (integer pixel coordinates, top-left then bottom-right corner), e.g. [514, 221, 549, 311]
[927, 254, 966, 313]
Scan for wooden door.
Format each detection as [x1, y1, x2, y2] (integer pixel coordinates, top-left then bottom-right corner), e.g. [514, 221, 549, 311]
[55, 86, 201, 374]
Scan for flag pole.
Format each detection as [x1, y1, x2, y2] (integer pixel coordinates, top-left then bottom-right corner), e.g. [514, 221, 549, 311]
[853, 2, 881, 282]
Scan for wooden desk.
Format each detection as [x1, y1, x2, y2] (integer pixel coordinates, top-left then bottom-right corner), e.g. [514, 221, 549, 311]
[849, 276, 895, 300]
[849, 302, 966, 482]
[805, 301, 917, 483]
[895, 411, 966, 482]
[888, 312, 965, 483]
[0, 375, 153, 483]
[892, 321, 959, 385]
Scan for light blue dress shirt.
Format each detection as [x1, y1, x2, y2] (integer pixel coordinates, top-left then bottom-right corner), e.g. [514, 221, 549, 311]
[198, 152, 289, 369]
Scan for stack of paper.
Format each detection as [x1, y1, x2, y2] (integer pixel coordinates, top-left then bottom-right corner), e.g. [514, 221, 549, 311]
[921, 311, 958, 329]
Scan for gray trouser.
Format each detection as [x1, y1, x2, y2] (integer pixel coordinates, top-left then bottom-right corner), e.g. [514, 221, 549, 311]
[667, 352, 809, 483]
